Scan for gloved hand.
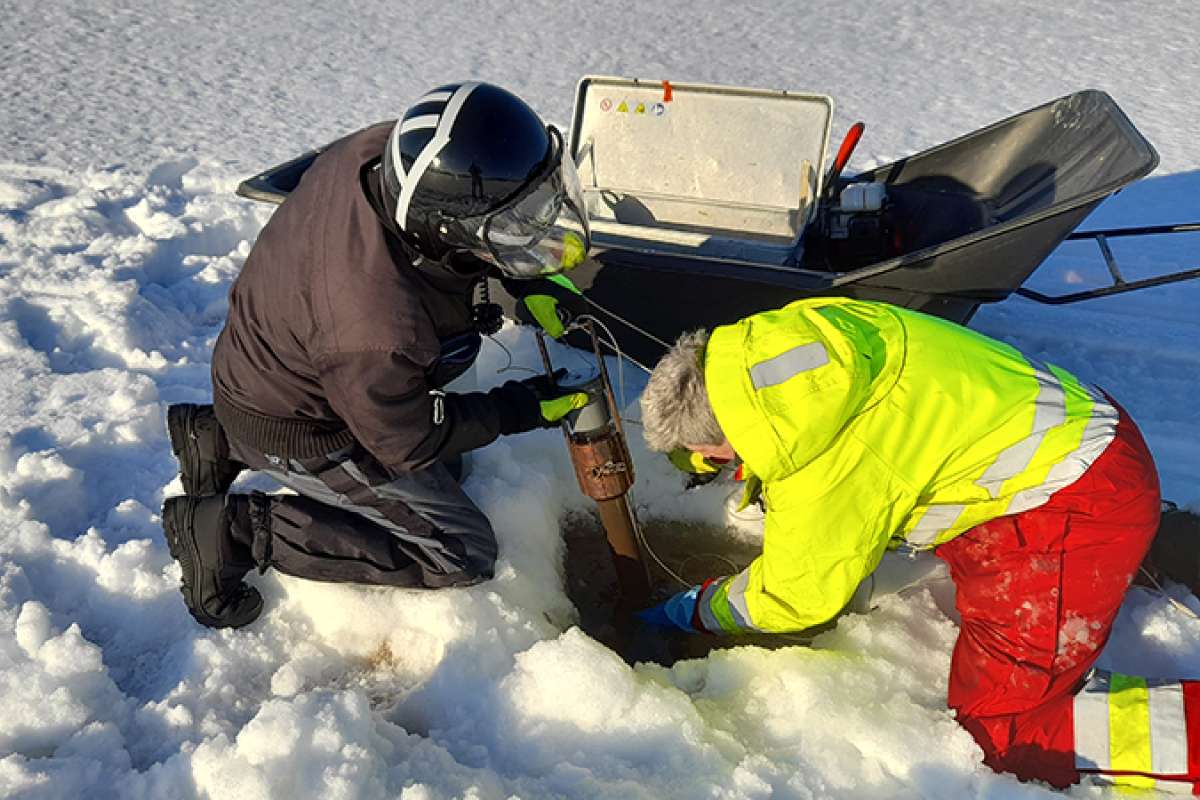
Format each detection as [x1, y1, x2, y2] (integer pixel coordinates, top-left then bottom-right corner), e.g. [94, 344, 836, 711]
[490, 369, 589, 435]
[636, 584, 705, 633]
[539, 391, 588, 423]
[516, 369, 566, 401]
[520, 371, 589, 423]
[732, 465, 764, 514]
[667, 448, 721, 475]
[667, 448, 723, 489]
[522, 294, 565, 339]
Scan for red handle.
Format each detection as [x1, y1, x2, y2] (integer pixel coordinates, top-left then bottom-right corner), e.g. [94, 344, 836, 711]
[831, 121, 866, 177]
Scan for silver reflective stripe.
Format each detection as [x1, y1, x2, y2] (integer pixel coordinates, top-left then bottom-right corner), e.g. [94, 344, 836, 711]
[1074, 672, 1111, 770]
[338, 457, 373, 488]
[906, 504, 966, 547]
[1008, 387, 1119, 515]
[395, 81, 480, 231]
[420, 90, 454, 103]
[725, 570, 759, 631]
[696, 581, 724, 634]
[400, 114, 441, 135]
[846, 573, 874, 615]
[1149, 681, 1189, 775]
[749, 342, 829, 390]
[1149, 777, 1195, 794]
[975, 363, 1066, 498]
[336, 460, 459, 573]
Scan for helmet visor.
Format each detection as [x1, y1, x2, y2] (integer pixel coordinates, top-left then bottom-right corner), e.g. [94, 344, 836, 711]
[442, 127, 591, 278]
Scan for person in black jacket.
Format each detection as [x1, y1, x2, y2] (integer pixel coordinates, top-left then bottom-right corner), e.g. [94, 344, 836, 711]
[162, 82, 591, 628]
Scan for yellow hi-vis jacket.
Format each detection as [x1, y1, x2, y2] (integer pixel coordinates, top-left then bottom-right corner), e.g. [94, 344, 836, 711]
[695, 297, 1119, 635]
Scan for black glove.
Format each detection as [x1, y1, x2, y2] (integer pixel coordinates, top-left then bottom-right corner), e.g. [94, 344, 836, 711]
[489, 369, 578, 435]
[518, 369, 568, 401]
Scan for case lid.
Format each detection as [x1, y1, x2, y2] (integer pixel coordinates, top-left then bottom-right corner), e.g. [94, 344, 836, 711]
[569, 76, 833, 248]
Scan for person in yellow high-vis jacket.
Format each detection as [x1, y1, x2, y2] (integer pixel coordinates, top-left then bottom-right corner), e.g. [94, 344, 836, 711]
[638, 297, 1200, 790]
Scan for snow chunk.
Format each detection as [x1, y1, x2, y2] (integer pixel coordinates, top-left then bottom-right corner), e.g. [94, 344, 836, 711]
[492, 628, 728, 779]
[0, 607, 129, 758]
[125, 197, 188, 239]
[14, 600, 52, 657]
[190, 691, 393, 800]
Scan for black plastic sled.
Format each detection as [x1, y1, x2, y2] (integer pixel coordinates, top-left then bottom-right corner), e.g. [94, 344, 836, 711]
[235, 79, 1199, 368]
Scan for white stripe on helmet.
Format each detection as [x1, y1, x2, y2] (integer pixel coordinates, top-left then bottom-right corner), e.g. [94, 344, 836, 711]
[388, 120, 407, 186]
[394, 81, 481, 231]
[400, 114, 441, 135]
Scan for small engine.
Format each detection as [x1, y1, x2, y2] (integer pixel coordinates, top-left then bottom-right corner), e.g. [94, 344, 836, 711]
[817, 182, 897, 269]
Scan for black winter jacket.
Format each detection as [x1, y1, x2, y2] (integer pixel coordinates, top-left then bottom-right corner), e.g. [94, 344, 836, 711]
[212, 122, 535, 473]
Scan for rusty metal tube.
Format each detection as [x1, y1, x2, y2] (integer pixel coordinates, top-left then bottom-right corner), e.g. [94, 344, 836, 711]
[536, 330, 652, 609]
[596, 496, 652, 609]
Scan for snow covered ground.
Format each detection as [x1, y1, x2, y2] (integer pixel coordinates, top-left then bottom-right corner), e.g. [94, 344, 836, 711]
[1, 1, 1198, 797]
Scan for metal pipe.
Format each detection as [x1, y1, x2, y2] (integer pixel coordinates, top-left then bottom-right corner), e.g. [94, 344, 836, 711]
[1015, 267, 1200, 304]
[537, 329, 652, 609]
[1095, 234, 1126, 285]
[587, 318, 632, 467]
[535, 331, 572, 452]
[596, 496, 651, 610]
[1065, 221, 1200, 240]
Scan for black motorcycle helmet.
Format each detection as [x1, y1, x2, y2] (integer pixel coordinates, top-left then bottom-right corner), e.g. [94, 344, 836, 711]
[381, 82, 590, 279]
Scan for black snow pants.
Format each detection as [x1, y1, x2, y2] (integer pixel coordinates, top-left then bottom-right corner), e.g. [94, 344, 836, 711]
[228, 437, 498, 589]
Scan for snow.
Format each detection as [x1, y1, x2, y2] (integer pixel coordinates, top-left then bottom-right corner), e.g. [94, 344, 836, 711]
[2, 0, 1199, 797]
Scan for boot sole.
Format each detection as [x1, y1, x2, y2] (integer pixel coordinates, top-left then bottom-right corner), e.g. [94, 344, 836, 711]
[167, 404, 242, 497]
[164, 499, 263, 629]
[164, 497, 206, 624]
[167, 404, 203, 497]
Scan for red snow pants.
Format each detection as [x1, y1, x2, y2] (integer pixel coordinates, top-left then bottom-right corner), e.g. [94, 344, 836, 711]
[935, 407, 1162, 788]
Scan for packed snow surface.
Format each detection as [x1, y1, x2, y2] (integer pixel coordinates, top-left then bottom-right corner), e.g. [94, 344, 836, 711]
[2, 1, 1198, 797]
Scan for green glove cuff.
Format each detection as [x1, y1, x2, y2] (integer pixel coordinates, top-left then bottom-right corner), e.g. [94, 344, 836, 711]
[524, 294, 565, 339]
[540, 392, 589, 422]
[546, 273, 583, 296]
[736, 474, 763, 512]
[667, 448, 721, 475]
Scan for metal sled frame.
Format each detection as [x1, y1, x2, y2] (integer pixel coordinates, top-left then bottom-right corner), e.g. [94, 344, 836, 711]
[1016, 222, 1200, 304]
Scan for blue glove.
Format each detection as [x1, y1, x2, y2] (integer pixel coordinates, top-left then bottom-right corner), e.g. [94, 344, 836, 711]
[636, 585, 702, 632]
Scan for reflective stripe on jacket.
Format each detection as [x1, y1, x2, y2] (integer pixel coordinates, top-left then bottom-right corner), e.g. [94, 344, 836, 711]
[1074, 671, 1197, 792]
[700, 298, 1118, 633]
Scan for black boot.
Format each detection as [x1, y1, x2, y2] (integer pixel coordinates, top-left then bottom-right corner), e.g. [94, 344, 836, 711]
[1141, 505, 1200, 596]
[162, 494, 263, 628]
[167, 403, 245, 497]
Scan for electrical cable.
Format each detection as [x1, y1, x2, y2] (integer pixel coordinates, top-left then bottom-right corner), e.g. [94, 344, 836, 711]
[484, 333, 539, 376]
[679, 552, 741, 579]
[567, 314, 631, 415]
[561, 314, 750, 591]
[493, 301, 742, 594]
[577, 291, 673, 352]
[1138, 567, 1200, 620]
[555, 315, 704, 588]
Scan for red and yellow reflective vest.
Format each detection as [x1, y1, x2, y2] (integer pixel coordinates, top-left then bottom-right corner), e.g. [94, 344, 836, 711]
[696, 297, 1119, 634]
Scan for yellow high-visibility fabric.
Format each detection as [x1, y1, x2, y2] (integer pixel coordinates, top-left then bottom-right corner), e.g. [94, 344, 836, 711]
[1109, 674, 1155, 785]
[702, 298, 1116, 633]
